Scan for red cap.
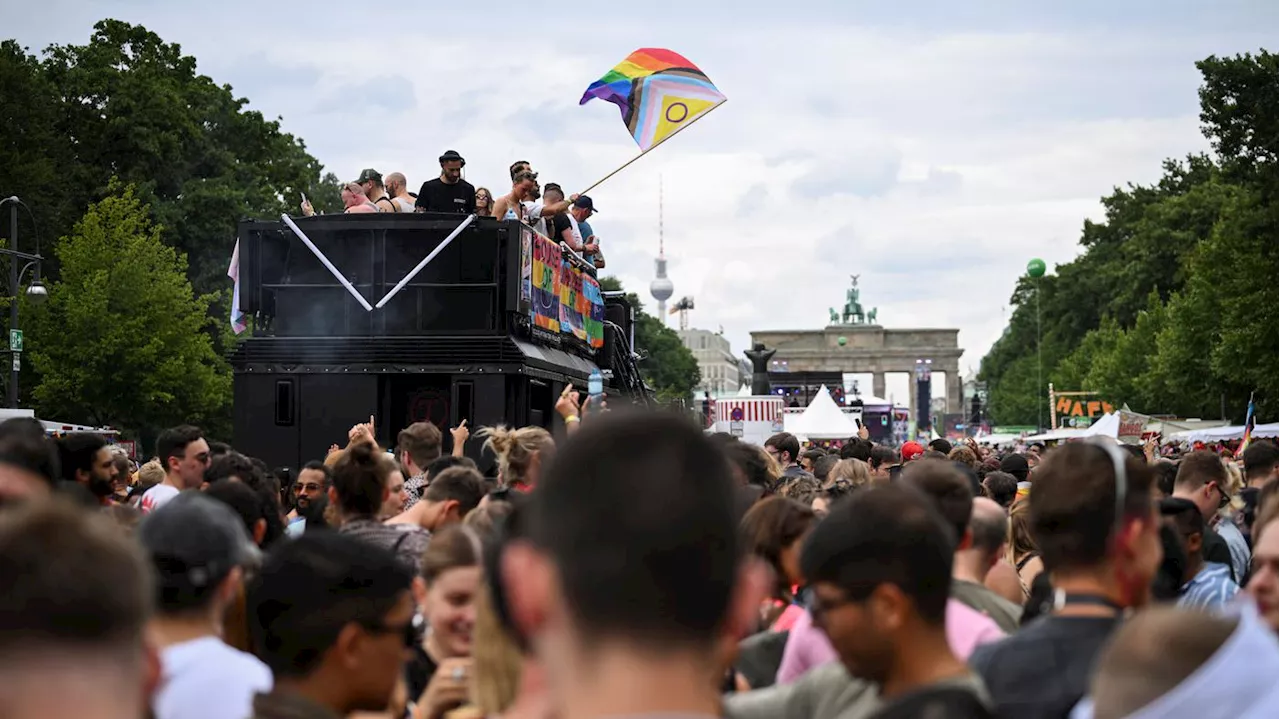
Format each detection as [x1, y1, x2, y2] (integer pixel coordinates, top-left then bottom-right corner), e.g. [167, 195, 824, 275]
[901, 441, 925, 461]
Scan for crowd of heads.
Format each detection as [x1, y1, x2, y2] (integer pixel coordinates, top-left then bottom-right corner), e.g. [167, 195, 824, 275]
[2, 410, 1278, 719]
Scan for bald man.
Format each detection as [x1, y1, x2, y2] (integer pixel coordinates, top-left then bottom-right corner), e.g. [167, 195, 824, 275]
[953, 496, 1023, 633]
[1078, 606, 1278, 719]
[385, 173, 416, 213]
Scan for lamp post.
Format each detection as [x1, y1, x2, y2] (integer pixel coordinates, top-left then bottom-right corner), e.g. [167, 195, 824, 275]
[1026, 258, 1046, 432]
[1, 197, 47, 408]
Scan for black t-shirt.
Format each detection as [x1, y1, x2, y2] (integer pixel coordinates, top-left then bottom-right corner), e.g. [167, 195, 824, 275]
[404, 644, 438, 706]
[415, 178, 476, 214]
[969, 614, 1120, 719]
[550, 213, 574, 245]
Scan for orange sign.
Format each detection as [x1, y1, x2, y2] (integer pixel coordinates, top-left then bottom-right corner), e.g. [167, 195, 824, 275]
[1055, 397, 1114, 428]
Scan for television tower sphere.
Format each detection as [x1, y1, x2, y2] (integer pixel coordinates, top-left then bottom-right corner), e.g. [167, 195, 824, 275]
[650, 276, 674, 302]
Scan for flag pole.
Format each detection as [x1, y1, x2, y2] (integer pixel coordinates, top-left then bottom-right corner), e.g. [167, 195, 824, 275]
[578, 99, 727, 196]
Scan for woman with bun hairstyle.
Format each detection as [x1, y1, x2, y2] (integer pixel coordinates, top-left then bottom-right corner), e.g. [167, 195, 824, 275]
[475, 426, 555, 491]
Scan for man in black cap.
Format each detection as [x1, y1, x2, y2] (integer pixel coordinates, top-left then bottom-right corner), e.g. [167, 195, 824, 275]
[356, 168, 396, 213]
[139, 491, 271, 719]
[998, 453, 1029, 483]
[415, 150, 476, 215]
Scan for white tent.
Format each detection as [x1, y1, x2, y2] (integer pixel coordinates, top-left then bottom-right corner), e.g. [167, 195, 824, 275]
[1170, 423, 1280, 442]
[736, 384, 752, 397]
[788, 385, 860, 440]
[1084, 411, 1120, 438]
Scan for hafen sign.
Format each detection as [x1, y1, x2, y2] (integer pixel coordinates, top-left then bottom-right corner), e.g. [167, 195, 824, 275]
[1050, 390, 1115, 429]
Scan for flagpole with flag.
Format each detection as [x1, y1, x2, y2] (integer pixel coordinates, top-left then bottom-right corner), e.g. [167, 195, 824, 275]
[228, 239, 247, 334]
[1235, 392, 1255, 458]
[578, 48, 726, 194]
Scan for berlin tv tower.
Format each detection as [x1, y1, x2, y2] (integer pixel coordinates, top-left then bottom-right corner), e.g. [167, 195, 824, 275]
[649, 176, 674, 322]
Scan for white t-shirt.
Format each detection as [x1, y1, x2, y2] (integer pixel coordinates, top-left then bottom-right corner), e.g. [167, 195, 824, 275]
[154, 637, 273, 719]
[140, 483, 180, 514]
[522, 201, 548, 238]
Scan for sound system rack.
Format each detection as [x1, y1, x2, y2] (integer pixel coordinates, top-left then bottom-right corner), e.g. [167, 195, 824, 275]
[229, 213, 644, 472]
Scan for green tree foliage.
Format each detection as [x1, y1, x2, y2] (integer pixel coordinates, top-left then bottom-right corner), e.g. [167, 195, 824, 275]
[980, 51, 1278, 426]
[26, 184, 231, 438]
[0, 21, 343, 299]
[597, 276, 701, 403]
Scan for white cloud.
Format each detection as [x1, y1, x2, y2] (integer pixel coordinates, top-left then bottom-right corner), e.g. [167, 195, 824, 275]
[9, 1, 1277, 376]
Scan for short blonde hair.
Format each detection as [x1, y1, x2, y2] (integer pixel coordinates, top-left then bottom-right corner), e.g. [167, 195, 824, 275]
[828, 458, 872, 488]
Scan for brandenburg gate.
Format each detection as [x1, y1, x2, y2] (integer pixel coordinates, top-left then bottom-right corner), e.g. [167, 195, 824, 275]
[749, 276, 963, 422]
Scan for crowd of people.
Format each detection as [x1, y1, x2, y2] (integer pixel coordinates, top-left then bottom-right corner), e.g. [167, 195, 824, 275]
[2, 398, 1278, 719]
[298, 152, 605, 270]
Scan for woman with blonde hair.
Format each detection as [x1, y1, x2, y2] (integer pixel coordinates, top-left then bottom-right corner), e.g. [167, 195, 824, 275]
[476, 426, 555, 491]
[1005, 498, 1044, 598]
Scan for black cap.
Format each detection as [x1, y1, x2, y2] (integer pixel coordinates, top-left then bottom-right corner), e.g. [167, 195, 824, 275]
[999, 453, 1029, 480]
[138, 491, 260, 589]
[439, 150, 465, 166]
[573, 195, 598, 213]
[355, 168, 382, 184]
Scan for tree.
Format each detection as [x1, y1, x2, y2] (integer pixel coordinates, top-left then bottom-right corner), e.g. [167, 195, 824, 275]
[26, 184, 231, 438]
[2, 20, 343, 299]
[980, 51, 1278, 425]
[597, 276, 700, 403]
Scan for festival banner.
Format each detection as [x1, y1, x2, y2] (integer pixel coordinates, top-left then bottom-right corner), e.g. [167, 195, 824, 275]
[560, 258, 586, 342]
[531, 234, 561, 332]
[582, 274, 605, 349]
[518, 226, 533, 311]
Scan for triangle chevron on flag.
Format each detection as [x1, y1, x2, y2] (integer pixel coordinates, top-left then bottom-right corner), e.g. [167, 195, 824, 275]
[628, 73, 726, 151]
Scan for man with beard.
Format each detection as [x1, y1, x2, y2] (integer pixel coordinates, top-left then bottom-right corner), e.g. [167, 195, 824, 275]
[416, 150, 475, 215]
[57, 432, 117, 506]
[286, 461, 331, 532]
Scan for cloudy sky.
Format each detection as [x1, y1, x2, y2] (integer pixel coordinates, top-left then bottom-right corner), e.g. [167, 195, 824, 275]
[10, 0, 1277, 383]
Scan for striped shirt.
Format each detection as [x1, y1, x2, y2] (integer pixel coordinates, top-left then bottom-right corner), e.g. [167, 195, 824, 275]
[1178, 562, 1238, 610]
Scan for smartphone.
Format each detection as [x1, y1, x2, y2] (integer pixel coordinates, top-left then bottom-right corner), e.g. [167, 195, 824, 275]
[301, 192, 308, 204]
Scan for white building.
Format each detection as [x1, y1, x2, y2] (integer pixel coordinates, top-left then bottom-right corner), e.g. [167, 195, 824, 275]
[678, 328, 741, 396]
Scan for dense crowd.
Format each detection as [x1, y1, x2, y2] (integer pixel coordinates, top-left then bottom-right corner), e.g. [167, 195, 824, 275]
[298, 153, 606, 270]
[1, 396, 1277, 719]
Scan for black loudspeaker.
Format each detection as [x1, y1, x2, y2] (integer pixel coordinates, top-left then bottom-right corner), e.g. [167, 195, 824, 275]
[916, 378, 932, 431]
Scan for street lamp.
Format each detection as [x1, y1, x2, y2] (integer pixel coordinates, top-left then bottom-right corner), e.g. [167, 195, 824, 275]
[0, 196, 44, 408]
[1027, 258, 1046, 432]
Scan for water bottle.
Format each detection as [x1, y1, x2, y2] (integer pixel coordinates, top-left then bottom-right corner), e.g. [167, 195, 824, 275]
[585, 368, 605, 415]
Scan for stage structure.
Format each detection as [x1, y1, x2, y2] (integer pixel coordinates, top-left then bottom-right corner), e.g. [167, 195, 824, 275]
[229, 213, 645, 471]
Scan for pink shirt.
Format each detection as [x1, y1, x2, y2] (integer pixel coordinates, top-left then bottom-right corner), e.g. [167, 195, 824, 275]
[775, 600, 1006, 685]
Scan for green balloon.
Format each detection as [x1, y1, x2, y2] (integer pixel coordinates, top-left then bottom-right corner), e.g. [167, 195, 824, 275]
[837, 336, 848, 346]
[1026, 258, 1046, 278]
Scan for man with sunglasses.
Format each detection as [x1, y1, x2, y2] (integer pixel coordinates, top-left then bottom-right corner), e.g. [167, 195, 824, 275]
[1172, 451, 1246, 582]
[248, 532, 416, 719]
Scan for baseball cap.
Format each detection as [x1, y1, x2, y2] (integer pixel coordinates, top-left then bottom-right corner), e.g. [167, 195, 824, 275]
[138, 491, 260, 590]
[573, 195, 598, 213]
[901, 441, 925, 462]
[355, 168, 382, 185]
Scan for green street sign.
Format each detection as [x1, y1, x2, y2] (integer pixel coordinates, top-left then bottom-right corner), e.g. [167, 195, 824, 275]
[9, 330, 22, 353]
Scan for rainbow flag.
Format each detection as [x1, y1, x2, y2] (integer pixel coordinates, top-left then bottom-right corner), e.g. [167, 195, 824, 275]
[1236, 394, 1256, 458]
[580, 48, 726, 152]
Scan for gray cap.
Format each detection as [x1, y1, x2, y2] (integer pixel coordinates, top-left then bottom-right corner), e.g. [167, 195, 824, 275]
[138, 490, 260, 589]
